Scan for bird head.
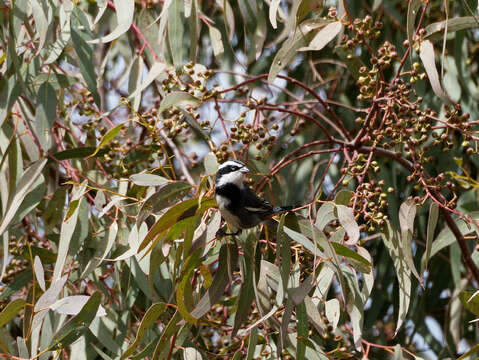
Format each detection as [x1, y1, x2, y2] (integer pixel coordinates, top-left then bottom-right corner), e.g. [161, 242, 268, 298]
[215, 160, 250, 187]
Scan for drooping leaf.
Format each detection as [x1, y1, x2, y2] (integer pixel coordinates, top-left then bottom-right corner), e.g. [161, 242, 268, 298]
[0, 299, 26, 327]
[157, 91, 200, 114]
[269, 0, 281, 29]
[71, 8, 101, 106]
[52, 183, 86, 281]
[176, 249, 203, 324]
[407, 0, 422, 62]
[35, 81, 56, 150]
[381, 221, 411, 335]
[233, 233, 256, 336]
[50, 296, 107, 317]
[168, 0, 184, 68]
[336, 205, 360, 245]
[33, 255, 45, 291]
[47, 292, 102, 351]
[398, 199, 421, 285]
[87, 123, 126, 159]
[299, 21, 343, 52]
[130, 173, 169, 186]
[268, 20, 324, 82]
[315, 202, 337, 230]
[35, 275, 68, 312]
[89, 0, 134, 44]
[425, 16, 479, 39]
[121, 303, 167, 359]
[424, 202, 439, 274]
[0, 158, 47, 237]
[419, 39, 451, 103]
[325, 298, 340, 332]
[190, 242, 238, 319]
[140, 197, 215, 253]
[331, 242, 372, 269]
[128, 56, 144, 111]
[31, 0, 49, 54]
[208, 25, 224, 59]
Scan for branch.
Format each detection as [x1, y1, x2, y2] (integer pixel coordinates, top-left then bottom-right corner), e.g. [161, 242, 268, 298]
[359, 145, 479, 284]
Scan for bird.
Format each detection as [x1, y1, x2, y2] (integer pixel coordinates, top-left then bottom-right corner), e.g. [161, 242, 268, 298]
[214, 159, 293, 236]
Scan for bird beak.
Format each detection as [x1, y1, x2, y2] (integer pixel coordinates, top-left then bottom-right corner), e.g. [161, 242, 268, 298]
[240, 167, 250, 173]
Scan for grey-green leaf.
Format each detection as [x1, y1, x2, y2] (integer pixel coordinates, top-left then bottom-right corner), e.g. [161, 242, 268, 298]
[0, 158, 47, 237]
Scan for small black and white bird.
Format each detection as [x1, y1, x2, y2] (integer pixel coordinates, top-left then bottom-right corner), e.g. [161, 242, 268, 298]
[215, 159, 293, 235]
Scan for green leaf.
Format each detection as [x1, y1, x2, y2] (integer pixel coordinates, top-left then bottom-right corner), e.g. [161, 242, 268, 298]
[190, 242, 238, 319]
[50, 296, 106, 317]
[87, 123, 126, 158]
[53, 183, 85, 281]
[315, 202, 336, 230]
[138, 197, 216, 252]
[268, 20, 323, 82]
[420, 214, 476, 271]
[152, 311, 182, 359]
[157, 91, 200, 114]
[31, 0, 49, 54]
[459, 290, 479, 317]
[0, 269, 32, 301]
[52, 147, 101, 160]
[407, 0, 422, 62]
[33, 255, 45, 291]
[0, 158, 47, 237]
[130, 173, 169, 186]
[424, 202, 439, 274]
[177, 250, 203, 324]
[35, 81, 57, 150]
[0, 299, 26, 327]
[22, 247, 56, 266]
[381, 221, 411, 335]
[137, 181, 192, 225]
[419, 39, 451, 103]
[277, 214, 291, 303]
[299, 21, 343, 51]
[331, 242, 372, 269]
[89, 0, 134, 44]
[269, 0, 281, 29]
[233, 233, 256, 336]
[325, 299, 340, 331]
[35, 275, 68, 311]
[47, 291, 102, 351]
[128, 56, 144, 111]
[128, 62, 168, 101]
[334, 190, 354, 206]
[336, 205, 360, 245]
[71, 7, 101, 106]
[208, 25, 224, 59]
[246, 327, 258, 360]
[398, 199, 421, 285]
[168, 0, 184, 68]
[296, 301, 307, 360]
[204, 152, 218, 175]
[425, 16, 479, 39]
[43, 187, 67, 230]
[188, 0, 199, 60]
[121, 303, 168, 359]
[44, 1, 73, 65]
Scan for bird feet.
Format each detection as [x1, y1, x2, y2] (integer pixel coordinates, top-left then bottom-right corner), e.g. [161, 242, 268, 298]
[216, 228, 242, 237]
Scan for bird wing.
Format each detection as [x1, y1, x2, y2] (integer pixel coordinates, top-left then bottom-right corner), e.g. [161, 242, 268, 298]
[241, 183, 274, 214]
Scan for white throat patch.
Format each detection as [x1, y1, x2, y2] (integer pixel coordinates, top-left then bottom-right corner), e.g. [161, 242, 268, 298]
[216, 170, 245, 187]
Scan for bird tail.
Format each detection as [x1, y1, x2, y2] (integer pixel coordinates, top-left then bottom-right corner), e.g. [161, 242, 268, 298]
[272, 206, 293, 214]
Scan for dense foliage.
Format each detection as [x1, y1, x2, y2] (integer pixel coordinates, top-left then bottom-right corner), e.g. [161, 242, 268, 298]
[1, 0, 479, 359]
